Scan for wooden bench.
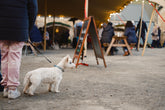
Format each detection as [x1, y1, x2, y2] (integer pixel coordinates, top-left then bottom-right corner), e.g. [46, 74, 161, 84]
[105, 36, 133, 56]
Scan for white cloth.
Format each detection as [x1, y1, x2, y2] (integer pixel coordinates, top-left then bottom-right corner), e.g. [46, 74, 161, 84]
[98, 28, 103, 40]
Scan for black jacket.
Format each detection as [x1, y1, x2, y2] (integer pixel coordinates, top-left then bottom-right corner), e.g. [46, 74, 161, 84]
[101, 23, 114, 43]
[0, 0, 38, 41]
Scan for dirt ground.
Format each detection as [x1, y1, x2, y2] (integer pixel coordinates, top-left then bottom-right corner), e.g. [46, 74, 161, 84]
[0, 47, 165, 110]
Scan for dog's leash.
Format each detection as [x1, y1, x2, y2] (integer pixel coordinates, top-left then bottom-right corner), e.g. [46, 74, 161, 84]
[27, 40, 52, 63]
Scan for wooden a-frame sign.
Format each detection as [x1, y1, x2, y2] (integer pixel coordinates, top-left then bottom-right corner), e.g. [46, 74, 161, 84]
[73, 16, 107, 68]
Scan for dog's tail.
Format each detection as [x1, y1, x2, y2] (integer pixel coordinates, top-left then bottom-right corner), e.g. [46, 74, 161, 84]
[23, 72, 33, 93]
[23, 72, 32, 86]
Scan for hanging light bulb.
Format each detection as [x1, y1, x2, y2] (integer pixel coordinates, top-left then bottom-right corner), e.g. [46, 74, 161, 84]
[48, 14, 52, 18]
[56, 28, 59, 33]
[38, 14, 41, 18]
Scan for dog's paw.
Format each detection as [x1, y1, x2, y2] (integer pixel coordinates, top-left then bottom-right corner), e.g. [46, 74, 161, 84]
[55, 90, 60, 93]
[48, 89, 52, 92]
[23, 91, 28, 94]
[28, 92, 34, 96]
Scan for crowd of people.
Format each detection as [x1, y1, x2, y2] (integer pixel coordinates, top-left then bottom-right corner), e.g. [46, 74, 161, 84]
[99, 19, 164, 56]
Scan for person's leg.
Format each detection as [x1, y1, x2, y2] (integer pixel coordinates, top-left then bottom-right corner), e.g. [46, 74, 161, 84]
[104, 46, 107, 52]
[141, 36, 145, 47]
[110, 47, 114, 55]
[152, 40, 157, 48]
[7, 41, 24, 87]
[7, 41, 24, 99]
[0, 41, 9, 97]
[158, 40, 160, 48]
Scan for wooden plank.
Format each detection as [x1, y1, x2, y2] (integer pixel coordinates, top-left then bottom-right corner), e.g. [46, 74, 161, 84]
[142, 4, 155, 56]
[123, 39, 133, 56]
[137, 0, 144, 51]
[105, 37, 115, 56]
[43, 0, 47, 51]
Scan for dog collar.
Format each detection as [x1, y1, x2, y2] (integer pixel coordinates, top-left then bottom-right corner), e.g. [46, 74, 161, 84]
[54, 65, 64, 72]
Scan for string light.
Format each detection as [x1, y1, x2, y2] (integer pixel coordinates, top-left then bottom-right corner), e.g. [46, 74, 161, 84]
[48, 14, 52, 18]
[38, 14, 41, 18]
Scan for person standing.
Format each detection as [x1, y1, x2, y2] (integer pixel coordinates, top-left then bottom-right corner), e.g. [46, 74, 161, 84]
[0, 0, 38, 99]
[136, 19, 148, 47]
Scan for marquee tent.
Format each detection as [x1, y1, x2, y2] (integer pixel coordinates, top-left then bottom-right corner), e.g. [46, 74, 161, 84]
[37, 0, 133, 22]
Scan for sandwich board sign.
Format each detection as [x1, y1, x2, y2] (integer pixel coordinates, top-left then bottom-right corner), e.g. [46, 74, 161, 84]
[73, 16, 106, 68]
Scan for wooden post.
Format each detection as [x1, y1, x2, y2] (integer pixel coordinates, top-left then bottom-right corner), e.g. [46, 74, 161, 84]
[84, 0, 88, 57]
[43, 0, 47, 51]
[52, 14, 55, 44]
[137, 0, 144, 51]
[142, 4, 155, 56]
[84, 0, 88, 18]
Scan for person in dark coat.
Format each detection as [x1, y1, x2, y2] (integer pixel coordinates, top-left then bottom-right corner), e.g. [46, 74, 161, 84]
[29, 25, 43, 43]
[101, 22, 115, 55]
[28, 25, 43, 53]
[123, 21, 137, 56]
[0, 0, 38, 99]
[136, 19, 148, 47]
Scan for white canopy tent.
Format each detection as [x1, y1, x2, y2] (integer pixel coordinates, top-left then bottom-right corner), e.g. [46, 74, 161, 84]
[110, 1, 154, 44]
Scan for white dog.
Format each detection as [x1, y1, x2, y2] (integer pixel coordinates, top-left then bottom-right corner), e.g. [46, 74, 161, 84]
[23, 55, 75, 95]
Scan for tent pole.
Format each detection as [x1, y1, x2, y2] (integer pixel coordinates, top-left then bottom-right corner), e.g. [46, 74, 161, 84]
[84, 0, 88, 18]
[142, 3, 156, 56]
[44, 0, 47, 51]
[52, 14, 55, 44]
[137, 0, 144, 51]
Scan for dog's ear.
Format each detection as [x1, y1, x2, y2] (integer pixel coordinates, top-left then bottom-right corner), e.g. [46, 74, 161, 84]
[65, 55, 69, 62]
[64, 55, 70, 63]
[66, 57, 69, 62]
[66, 54, 70, 58]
